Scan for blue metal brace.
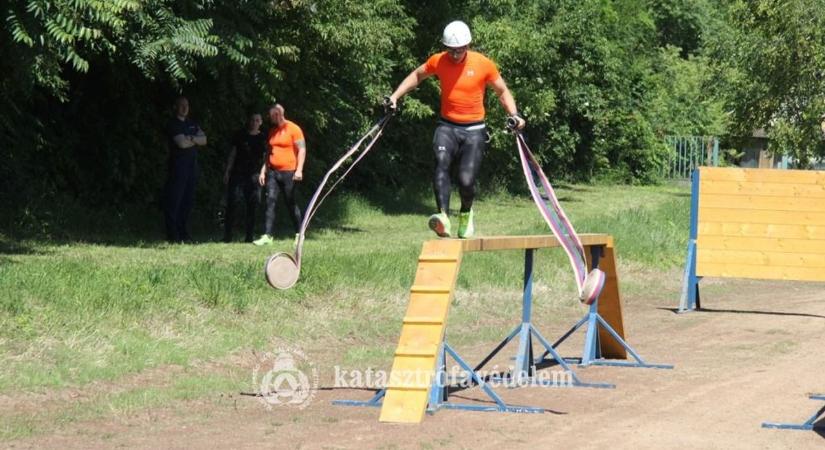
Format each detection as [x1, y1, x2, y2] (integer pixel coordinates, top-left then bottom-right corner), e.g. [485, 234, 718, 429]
[332, 389, 386, 408]
[333, 339, 545, 414]
[763, 395, 825, 430]
[536, 246, 674, 370]
[472, 249, 615, 389]
[679, 168, 702, 312]
[427, 341, 545, 414]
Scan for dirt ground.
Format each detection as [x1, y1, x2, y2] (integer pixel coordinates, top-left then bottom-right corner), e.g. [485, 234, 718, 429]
[5, 276, 825, 449]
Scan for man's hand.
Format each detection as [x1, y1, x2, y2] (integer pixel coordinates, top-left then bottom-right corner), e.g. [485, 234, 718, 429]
[511, 114, 526, 130]
[191, 128, 207, 146]
[384, 95, 398, 113]
[293, 170, 303, 181]
[258, 171, 266, 186]
[507, 114, 526, 131]
[223, 171, 230, 185]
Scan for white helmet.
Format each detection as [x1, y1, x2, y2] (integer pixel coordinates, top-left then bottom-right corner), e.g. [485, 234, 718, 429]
[442, 20, 472, 48]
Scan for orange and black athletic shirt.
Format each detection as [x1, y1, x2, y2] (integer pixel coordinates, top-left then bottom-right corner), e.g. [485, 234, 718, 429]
[424, 51, 501, 124]
[267, 120, 305, 171]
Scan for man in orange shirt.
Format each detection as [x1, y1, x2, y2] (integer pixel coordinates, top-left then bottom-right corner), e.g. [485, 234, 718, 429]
[388, 20, 525, 239]
[253, 104, 305, 246]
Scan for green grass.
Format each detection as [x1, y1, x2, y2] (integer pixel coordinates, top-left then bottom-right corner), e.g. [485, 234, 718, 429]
[0, 182, 690, 440]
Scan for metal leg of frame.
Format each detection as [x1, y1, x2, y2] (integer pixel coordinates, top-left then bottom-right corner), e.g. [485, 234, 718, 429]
[485, 249, 614, 389]
[335, 339, 546, 415]
[332, 388, 386, 408]
[536, 246, 673, 370]
[763, 395, 825, 430]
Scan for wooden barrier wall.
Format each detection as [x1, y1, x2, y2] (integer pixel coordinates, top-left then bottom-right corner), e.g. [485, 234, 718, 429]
[680, 166, 825, 311]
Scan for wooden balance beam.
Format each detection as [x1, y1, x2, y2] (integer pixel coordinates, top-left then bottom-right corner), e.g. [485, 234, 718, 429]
[377, 233, 627, 423]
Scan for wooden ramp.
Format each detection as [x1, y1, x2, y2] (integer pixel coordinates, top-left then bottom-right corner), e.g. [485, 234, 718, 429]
[379, 240, 464, 423]
[379, 234, 625, 423]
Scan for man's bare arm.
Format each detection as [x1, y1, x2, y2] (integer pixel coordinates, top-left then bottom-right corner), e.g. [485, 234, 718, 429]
[489, 77, 525, 129]
[172, 134, 196, 148]
[192, 128, 207, 146]
[388, 65, 433, 108]
[293, 140, 306, 181]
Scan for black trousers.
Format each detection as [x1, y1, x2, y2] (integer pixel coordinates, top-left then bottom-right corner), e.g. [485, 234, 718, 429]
[264, 169, 302, 235]
[164, 155, 197, 242]
[224, 172, 260, 241]
[432, 122, 486, 213]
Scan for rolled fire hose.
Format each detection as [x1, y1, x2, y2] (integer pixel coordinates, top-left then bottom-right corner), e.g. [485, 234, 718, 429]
[264, 112, 393, 289]
[509, 118, 606, 305]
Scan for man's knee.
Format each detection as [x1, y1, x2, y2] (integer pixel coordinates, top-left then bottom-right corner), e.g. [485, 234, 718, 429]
[458, 183, 475, 196]
[458, 170, 476, 189]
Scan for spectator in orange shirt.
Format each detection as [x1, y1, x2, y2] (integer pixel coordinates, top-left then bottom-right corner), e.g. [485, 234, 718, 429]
[387, 20, 525, 239]
[253, 104, 305, 246]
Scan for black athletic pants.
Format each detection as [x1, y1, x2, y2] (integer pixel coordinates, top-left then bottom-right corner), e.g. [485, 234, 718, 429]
[224, 173, 260, 242]
[264, 169, 302, 235]
[432, 121, 486, 213]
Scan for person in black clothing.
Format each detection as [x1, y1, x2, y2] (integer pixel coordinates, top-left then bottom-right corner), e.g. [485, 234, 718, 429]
[222, 112, 266, 242]
[164, 96, 207, 243]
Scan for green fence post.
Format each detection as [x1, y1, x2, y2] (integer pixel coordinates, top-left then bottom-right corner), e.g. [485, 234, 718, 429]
[712, 138, 719, 167]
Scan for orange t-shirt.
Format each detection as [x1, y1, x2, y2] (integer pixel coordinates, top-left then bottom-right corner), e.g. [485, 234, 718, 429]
[267, 120, 305, 171]
[424, 51, 501, 123]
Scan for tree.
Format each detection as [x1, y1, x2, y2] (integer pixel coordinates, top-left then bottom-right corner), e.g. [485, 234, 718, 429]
[708, 0, 825, 166]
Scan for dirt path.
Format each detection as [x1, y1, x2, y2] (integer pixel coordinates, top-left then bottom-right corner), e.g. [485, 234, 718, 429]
[5, 278, 825, 449]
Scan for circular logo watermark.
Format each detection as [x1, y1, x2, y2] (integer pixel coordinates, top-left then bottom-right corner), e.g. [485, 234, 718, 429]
[252, 346, 319, 410]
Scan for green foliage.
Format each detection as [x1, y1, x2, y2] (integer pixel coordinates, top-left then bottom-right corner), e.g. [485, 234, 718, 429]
[457, 0, 672, 183]
[6, 0, 818, 227]
[648, 46, 728, 136]
[707, 0, 825, 165]
[645, 0, 713, 56]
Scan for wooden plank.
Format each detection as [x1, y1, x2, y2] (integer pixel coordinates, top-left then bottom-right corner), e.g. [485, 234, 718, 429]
[697, 249, 825, 268]
[395, 323, 443, 354]
[380, 239, 463, 423]
[379, 355, 436, 423]
[698, 194, 825, 212]
[584, 243, 626, 359]
[698, 222, 825, 240]
[459, 234, 612, 253]
[696, 262, 825, 282]
[697, 235, 825, 254]
[699, 180, 825, 198]
[379, 390, 429, 423]
[404, 292, 451, 324]
[412, 262, 461, 291]
[385, 356, 436, 389]
[700, 166, 825, 185]
[698, 207, 825, 227]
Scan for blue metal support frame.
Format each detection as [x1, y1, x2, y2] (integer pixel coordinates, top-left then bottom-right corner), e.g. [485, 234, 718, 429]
[429, 341, 545, 414]
[472, 249, 615, 389]
[536, 246, 674, 370]
[762, 395, 825, 430]
[679, 168, 702, 312]
[333, 339, 546, 414]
